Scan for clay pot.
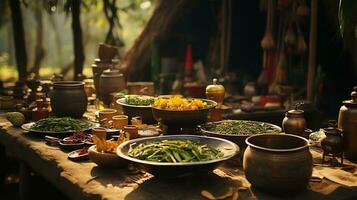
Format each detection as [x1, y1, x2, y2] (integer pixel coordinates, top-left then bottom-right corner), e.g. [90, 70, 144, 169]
[98, 43, 118, 62]
[98, 109, 117, 125]
[124, 125, 139, 139]
[338, 87, 357, 160]
[112, 115, 128, 130]
[50, 81, 87, 118]
[99, 69, 126, 106]
[243, 134, 312, 194]
[321, 126, 344, 155]
[282, 109, 306, 136]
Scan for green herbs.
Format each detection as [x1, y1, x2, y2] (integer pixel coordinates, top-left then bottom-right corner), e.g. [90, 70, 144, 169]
[204, 120, 280, 135]
[31, 117, 92, 132]
[125, 95, 155, 106]
[128, 140, 224, 163]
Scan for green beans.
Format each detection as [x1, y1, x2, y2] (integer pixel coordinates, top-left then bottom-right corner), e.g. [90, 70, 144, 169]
[128, 140, 224, 163]
[31, 117, 92, 132]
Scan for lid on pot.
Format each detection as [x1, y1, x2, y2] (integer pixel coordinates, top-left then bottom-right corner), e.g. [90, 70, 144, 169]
[206, 78, 225, 93]
[286, 109, 304, 117]
[323, 121, 342, 135]
[53, 81, 84, 88]
[101, 69, 123, 77]
[286, 103, 304, 117]
[323, 127, 342, 135]
[342, 86, 357, 107]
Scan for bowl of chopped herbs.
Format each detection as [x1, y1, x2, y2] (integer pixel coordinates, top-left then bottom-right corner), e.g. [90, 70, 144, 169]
[117, 95, 156, 124]
[199, 120, 282, 148]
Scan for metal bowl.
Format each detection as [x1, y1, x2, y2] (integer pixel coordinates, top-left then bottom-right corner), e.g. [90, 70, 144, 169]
[199, 120, 282, 149]
[151, 99, 217, 127]
[116, 97, 156, 124]
[116, 135, 239, 178]
[243, 134, 312, 194]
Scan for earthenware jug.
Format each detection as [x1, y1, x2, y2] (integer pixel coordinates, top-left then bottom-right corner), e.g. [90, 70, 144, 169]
[282, 103, 306, 136]
[51, 81, 87, 118]
[99, 69, 126, 106]
[338, 86, 357, 160]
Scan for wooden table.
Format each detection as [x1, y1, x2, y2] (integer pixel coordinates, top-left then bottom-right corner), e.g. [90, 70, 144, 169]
[1, 114, 357, 200]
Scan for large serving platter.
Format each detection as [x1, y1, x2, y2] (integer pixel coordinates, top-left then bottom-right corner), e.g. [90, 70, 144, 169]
[21, 120, 94, 137]
[116, 135, 239, 178]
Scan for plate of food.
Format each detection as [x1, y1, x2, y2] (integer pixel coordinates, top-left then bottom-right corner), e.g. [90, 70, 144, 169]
[116, 135, 239, 177]
[21, 117, 94, 137]
[68, 147, 89, 161]
[199, 120, 282, 148]
[117, 95, 156, 124]
[88, 127, 129, 168]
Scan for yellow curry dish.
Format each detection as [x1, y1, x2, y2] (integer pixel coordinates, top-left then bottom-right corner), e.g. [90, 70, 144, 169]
[154, 96, 208, 110]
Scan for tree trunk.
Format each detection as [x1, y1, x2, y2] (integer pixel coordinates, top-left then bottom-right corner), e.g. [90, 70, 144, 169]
[8, 0, 27, 80]
[30, 5, 45, 75]
[123, 0, 197, 81]
[71, 0, 85, 80]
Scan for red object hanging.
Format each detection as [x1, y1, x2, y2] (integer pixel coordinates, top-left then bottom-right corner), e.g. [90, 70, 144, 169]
[184, 44, 193, 70]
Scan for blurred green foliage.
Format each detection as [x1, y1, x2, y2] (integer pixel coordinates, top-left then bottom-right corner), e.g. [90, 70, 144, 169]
[0, 0, 156, 80]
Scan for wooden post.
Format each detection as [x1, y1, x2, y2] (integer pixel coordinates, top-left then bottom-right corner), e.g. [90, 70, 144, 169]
[19, 162, 30, 200]
[8, 0, 27, 81]
[71, 0, 85, 80]
[307, 0, 318, 102]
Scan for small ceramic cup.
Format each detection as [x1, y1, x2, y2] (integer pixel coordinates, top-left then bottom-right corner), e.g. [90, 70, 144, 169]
[91, 127, 107, 152]
[98, 108, 117, 124]
[123, 125, 139, 139]
[112, 115, 128, 130]
[131, 116, 142, 125]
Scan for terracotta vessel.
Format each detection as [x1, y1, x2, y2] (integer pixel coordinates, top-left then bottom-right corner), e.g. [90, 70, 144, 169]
[50, 81, 87, 118]
[32, 99, 49, 121]
[112, 115, 128, 130]
[99, 69, 126, 106]
[243, 134, 312, 194]
[124, 125, 139, 139]
[338, 86, 357, 160]
[282, 105, 306, 136]
[98, 108, 117, 125]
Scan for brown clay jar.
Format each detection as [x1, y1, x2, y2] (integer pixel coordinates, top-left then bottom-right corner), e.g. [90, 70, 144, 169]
[50, 81, 87, 118]
[338, 87, 357, 160]
[32, 99, 49, 121]
[243, 134, 312, 194]
[99, 69, 126, 106]
[282, 109, 306, 136]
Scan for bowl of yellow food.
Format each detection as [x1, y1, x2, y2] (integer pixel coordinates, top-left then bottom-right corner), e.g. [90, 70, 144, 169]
[152, 96, 217, 129]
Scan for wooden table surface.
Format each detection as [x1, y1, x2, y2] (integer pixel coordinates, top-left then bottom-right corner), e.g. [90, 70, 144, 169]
[1, 114, 357, 200]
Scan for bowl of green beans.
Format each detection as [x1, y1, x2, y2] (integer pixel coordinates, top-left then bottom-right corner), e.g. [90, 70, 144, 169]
[116, 135, 239, 178]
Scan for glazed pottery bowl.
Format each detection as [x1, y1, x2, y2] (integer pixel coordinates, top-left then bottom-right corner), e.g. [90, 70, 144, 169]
[243, 134, 312, 194]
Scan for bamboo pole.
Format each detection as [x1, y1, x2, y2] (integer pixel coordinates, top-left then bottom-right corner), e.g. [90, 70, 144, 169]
[307, 0, 318, 102]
